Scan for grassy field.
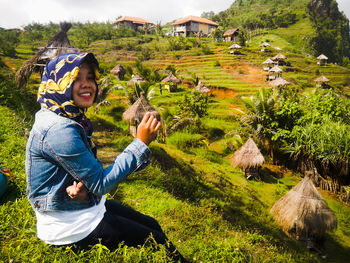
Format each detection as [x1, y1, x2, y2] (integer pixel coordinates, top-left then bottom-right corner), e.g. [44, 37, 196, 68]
[1, 34, 350, 262]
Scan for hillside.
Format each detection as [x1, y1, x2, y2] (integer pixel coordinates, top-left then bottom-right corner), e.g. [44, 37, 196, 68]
[212, 0, 350, 64]
[1, 23, 350, 263]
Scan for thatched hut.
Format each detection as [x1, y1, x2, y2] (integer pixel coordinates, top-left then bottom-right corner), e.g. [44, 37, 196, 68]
[110, 64, 126, 80]
[317, 54, 328, 66]
[231, 135, 265, 179]
[229, 43, 242, 55]
[15, 22, 78, 89]
[314, 75, 330, 88]
[270, 173, 337, 249]
[161, 73, 181, 92]
[270, 77, 290, 88]
[122, 92, 160, 137]
[127, 74, 146, 86]
[223, 28, 240, 42]
[195, 81, 210, 94]
[272, 53, 286, 66]
[267, 65, 283, 81]
[259, 42, 271, 52]
[262, 58, 274, 71]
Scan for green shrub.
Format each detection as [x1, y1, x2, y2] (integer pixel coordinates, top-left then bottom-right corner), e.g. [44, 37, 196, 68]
[166, 132, 203, 151]
[201, 44, 212, 55]
[208, 127, 225, 140]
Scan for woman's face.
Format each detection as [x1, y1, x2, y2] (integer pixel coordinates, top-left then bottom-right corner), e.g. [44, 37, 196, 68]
[72, 62, 97, 109]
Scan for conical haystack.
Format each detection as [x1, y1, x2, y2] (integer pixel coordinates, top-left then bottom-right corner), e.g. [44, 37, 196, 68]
[15, 22, 78, 88]
[270, 174, 337, 246]
[231, 135, 264, 170]
[122, 92, 160, 137]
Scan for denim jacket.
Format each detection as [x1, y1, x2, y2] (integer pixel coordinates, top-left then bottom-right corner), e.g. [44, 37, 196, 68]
[26, 108, 151, 212]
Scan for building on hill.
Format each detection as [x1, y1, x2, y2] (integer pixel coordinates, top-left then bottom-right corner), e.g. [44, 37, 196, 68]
[161, 73, 181, 92]
[15, 22, 78, 89]
[127, 74, 146, 86]
[267, 65, 283, 81]
[314, 75, 330, 88]
[114, 16, 154, 31]
[272, 53, 286, 66]
[269, 77, 290, 88]
[262, 58, 274, 71]
[270, 172, 337, 250]
[229, 43, 242, 55]
[110, 64, 126, 80]
[317, 54, 328, 66]
[122, 92, 160, 137]
[172, 16, 218, 37]
[231, 135, 264, 180]
[223, 28, 240, 42]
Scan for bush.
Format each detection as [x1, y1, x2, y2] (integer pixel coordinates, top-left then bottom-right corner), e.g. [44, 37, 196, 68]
[208, 127, 225, 140]
[201, 44, 213, 55]
[166, 132, 203, 151]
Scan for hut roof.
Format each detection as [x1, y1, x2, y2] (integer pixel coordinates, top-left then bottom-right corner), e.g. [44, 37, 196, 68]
[195, 81, 210, 93]
[274, 46, 282, 51]
[122, 92, 160, 122]
[269, 65, 283, 73]
[317, 54, 328, 60]
[110, 64, 126, 75]
[259, 42, 271, 47]
[172, 16, 218, 26]
[262, 58, 274, 64]
[223, 28, 239, 37]
[127, 74, 146, 86]
[114, 16, 154, 25]
[229, 43, 242, 49]
[161, 73, 181, 83]
[269, 77, 290, 87]
[231, 135, 264, 169]
[314, 75, 330, 82]
[15, 22, 78, 88]
[270, 174, 337, 239]
[272, 53, 286, 60]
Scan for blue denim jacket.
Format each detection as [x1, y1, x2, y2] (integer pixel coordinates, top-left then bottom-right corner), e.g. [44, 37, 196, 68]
[26, 108, 151, 212]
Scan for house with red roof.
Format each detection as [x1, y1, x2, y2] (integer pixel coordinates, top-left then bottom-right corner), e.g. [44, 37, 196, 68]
[172, 16, 218, 37]
[114, 16, 154, 31]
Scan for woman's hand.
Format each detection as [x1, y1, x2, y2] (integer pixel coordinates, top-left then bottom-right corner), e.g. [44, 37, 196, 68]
[66, 181, 88, 201]
[137, 112, 161, 145]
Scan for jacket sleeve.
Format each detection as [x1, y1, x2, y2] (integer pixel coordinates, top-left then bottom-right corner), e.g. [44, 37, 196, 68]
[43, 122, 151, 196]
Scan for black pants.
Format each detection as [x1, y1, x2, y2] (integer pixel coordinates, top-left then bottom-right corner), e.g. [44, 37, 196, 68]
[73, 200, 187, 262]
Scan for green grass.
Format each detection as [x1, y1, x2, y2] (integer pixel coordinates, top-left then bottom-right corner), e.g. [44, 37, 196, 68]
[1, 36, 350, 262]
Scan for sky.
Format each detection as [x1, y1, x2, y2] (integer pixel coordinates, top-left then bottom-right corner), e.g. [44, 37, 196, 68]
[0, 0, 349, 29]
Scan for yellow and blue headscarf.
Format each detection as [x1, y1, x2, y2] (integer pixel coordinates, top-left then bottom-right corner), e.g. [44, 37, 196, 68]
[37, 52, 99, 120]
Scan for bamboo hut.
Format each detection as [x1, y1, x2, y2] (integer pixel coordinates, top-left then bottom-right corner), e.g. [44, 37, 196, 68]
[267, 65, 283, 81]
[270, 173, 337, 249]
[223, 28, 240, 42]
[272, 53, 286, 66]
[269, 77, 290, 88]
[15, 22, 78, 89]
[259, 42, 271, 52]
[262, 58, 274, 71]
[161, 73, 181, 92]
[195, 81, 210, 94]
[122, 92, 160, 137]
[317, 54, 328, 66]
[229, 43, 242, 55]
[314, 75, 330, 88]
[110, 64, 126, 80]
[127, 74, 146, 86]
[231, 135, 265, 179]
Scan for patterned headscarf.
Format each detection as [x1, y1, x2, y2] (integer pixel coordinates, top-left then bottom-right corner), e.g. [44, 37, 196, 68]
[37, 52, 100, 120]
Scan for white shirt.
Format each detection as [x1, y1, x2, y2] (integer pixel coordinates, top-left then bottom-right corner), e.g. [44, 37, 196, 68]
[35, 196, 106, 245]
